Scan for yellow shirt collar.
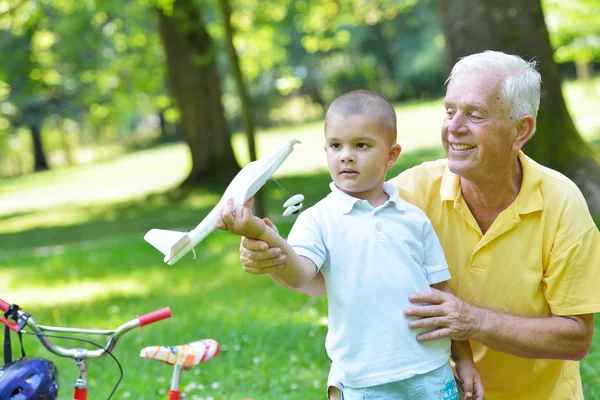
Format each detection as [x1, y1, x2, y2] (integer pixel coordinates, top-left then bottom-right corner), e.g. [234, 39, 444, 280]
[439, 151, 544, 214]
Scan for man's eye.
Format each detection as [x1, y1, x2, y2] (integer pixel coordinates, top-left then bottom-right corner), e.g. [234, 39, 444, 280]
[470, 113, 483, 120]
[445, 109, 455, 118]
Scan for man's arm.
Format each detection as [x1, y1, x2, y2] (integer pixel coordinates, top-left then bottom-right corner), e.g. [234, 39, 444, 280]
[430, 281, 483, 400]
[405, 289, 594, 360]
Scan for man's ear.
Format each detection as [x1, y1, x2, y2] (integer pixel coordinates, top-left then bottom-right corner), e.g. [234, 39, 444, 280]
[513, 115, 535, 151]
[387, 143, 402, 167]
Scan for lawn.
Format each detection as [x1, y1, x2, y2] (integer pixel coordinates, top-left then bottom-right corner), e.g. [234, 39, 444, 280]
[1, 80, 600, 399]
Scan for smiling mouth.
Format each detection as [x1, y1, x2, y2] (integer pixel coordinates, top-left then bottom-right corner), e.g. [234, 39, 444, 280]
[451, 144, 476, 151]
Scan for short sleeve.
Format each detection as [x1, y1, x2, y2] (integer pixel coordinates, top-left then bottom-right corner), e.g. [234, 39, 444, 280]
[544, 225, 600, 315]
[287, 209, 328, 270]
[421, 218, 451, 284]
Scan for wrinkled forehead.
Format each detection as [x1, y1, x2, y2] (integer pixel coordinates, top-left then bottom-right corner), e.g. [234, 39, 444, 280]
[445, 71, 504, 107]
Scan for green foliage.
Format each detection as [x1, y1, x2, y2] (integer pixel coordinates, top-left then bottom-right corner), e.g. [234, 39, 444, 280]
[543, 0, 600, 63]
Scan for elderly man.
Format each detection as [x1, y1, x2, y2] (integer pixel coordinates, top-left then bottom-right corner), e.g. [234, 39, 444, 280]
[238, 51, 600, 399]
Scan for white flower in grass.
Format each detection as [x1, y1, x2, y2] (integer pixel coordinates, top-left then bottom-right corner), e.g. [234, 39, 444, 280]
[135, 336, 143, 344]
[233, 344, 241, 351]
[194, 368, 201, 375]
[318, 317, 328, 326]
[242, 335, 250, 342]
[122, 392, 130, 398]
[191, 396, 203, 400]
[158, 376, 166, 383]
[184, 382, 198, 391]
[253, 356, 260, 365]
[289, 355, 297, 362]
[197, 384, 206, 390]
[313, 380, 321, 389]
[290, 383, 298, 390]
[211, 382, 221, 390]
[221, 344, 229, 351]
[308, 330, 316, 337]
[159, 388, 166, 395]
[207, 397, 215, 400]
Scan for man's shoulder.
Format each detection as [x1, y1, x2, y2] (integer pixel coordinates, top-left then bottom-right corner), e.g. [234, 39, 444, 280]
[390, 159, 447, 185]
[529, 157, 589, 210]
[388, 159, 447, 205]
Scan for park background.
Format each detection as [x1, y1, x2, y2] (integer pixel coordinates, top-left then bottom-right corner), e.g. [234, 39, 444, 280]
[1, 0, 599, 398]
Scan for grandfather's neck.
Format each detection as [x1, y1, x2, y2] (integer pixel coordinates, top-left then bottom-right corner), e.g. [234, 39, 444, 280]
[460, 157, 523, 233]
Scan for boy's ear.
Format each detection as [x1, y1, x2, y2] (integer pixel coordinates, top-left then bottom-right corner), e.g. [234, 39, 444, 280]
[387, 143, 402, 167]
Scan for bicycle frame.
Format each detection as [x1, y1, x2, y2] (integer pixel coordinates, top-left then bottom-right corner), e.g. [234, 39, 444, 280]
[1, 297, 171, 400]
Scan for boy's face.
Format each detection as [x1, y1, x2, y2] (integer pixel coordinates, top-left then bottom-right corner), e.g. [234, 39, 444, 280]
[324, 113, 401, 203]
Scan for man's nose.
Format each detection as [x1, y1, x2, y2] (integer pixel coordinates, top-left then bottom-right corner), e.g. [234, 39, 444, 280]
[447, 113, 469, 135]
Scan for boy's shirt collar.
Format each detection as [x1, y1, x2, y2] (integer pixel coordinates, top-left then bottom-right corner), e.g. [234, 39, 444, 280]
[329, 182, 406, 214]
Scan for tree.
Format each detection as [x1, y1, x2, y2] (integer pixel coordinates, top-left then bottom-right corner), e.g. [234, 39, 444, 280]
[156, 0, 239, 186]
[543, 0, 600, 92]
[437, 0, 600, 213]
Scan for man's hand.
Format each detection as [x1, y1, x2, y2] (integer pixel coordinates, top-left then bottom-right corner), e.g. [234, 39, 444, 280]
[455, 359, 484, 400]
[404, 288, 481, 341]
[239, 218, 286, 275]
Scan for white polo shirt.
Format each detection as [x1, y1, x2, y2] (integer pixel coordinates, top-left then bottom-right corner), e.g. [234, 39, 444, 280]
[288, 182, 451, 388]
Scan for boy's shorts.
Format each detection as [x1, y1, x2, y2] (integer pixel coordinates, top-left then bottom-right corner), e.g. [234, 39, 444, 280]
[328, 363, 459, 400]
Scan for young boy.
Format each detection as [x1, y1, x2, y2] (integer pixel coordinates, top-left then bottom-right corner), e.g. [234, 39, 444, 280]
[217, 90, 483, 400]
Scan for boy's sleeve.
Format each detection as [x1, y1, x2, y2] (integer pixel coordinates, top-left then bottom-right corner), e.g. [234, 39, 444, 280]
[287, 210, 327, 271]
[421, 218, 451, 285]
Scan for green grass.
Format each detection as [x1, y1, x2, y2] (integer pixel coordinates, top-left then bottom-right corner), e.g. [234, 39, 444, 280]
[1, 79, 600, 399]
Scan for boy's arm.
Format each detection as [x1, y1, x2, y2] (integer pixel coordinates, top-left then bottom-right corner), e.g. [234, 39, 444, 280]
[218, 198, 317, 288]
[256, 225, 318, 288]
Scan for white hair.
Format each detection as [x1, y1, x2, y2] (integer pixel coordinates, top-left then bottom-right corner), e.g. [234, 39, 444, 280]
[446, 51, 542, 134]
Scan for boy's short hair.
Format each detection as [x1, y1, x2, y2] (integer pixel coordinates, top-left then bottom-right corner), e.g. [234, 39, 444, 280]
[325, 90, 397, 143]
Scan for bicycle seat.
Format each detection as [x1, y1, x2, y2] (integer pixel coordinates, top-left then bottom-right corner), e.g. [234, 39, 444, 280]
[140, 338, 220, 368]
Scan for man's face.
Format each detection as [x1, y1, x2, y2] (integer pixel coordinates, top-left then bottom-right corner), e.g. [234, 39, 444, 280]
[442, 71, 518, 181]
[324, 113, 399, 203]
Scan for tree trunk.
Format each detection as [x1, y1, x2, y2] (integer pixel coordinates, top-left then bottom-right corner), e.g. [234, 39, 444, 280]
[29, 123, 49, 172]
[217, 0, 265, 217]
[156, 0, 239, 187]
[437, 0, 600, 214]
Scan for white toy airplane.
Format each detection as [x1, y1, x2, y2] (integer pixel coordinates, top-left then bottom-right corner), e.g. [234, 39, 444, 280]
[144, 139, 304, 265]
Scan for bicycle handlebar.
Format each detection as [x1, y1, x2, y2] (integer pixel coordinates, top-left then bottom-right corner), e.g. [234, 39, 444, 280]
[0, 297, 171, 361]
[0, 298, 10, 312]
[139, 307, 172, 327]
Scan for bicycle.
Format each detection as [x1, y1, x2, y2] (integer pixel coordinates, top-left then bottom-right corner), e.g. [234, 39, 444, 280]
[0, 297, 220, 400]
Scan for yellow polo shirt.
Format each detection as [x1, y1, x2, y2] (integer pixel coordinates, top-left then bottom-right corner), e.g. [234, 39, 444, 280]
[389, 151, 600, 400]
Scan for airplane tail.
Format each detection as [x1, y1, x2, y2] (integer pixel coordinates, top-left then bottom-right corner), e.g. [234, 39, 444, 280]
[144, 229, 190, 259]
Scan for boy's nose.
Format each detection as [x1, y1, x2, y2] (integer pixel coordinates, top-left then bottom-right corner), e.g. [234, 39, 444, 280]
[340, 151, 355, 163]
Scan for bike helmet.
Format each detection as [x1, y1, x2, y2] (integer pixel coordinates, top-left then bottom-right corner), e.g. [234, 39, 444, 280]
[0, 357, 58, 400]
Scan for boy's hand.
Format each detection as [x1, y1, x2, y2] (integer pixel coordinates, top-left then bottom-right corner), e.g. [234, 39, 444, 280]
[216, 198, 267, 239]
[455, 360, 484, 400]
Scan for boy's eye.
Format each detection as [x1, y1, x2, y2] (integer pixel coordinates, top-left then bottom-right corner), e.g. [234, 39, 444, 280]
[330, 143, 341, 149]
[356, 143, 370, 149]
